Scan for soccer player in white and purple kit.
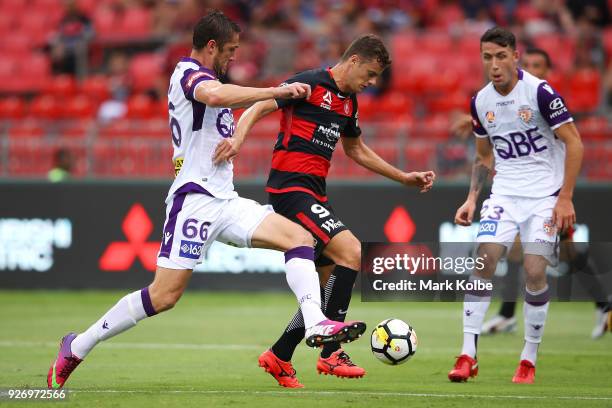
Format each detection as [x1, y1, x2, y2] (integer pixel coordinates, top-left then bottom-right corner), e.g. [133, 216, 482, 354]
[449, 27, 583, 384]
[47, 11, 366, 389]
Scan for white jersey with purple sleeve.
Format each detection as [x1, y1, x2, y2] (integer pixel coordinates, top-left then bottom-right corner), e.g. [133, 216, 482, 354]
[165, 57, 238, 204]
[471, 69, 573, 198]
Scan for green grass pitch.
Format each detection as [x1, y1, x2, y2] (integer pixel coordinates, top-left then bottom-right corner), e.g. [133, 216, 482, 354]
[0, 290, 610, 407]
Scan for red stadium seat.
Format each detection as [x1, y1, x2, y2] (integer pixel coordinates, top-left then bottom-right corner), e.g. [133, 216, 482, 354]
[427, 92, 469, 113]
[17, 54, 51, 91]
[116, 7, 151, 37]
[0, 0, 28, 15]
[93, 6, 117, 38]
[44, 75, 78, 98]
[0, 34, 31, 54]
[404, 143, 436, 170]
[76, 0, 97, 15]
[129, 53, 163, 92]
[64, 95, 97, 119]
[375, 92, 413, 118]
[126, 94, 155, 119]
[0, 97, 26, 120]
[412, 114, 451, 141]
[567, 69, 600, 113]
[29, 95, 62, 120]
[392, 33, 418, 60]
[80, 75, 111, 103]
[545, 71, 566, 96]
[418, 32, 453, 54]
[578, 116, 608, 141]
[0, 12, 15, 35]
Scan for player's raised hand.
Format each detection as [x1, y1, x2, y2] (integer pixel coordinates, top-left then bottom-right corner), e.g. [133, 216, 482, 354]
[401, 171, 436, 193]
[455, 199, 476, 226]
[552, 196, 576, 232]
[274, 82, 311, 100]
[450, 114, 473, 138]
[213, 137, 242, 165]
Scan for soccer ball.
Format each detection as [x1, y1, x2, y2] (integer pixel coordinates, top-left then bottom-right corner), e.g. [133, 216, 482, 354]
[370, 318, 417, 365]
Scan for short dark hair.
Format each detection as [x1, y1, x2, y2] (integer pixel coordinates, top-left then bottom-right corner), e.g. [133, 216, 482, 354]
[524, 47, 552, 68]
[480, 27, 516, 50]
[341, 34, 391, 68]
[193, 10, 241, 52]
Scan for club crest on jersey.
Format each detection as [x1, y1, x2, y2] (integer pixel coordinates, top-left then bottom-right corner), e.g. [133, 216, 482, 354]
[543, 218, 557, 236]
[518, 105, 533, 124]
[485, 111, 495, 123]
[344, 100, 351, 115]
[321, 91, 333, 110]
[216, 108, 235, 138]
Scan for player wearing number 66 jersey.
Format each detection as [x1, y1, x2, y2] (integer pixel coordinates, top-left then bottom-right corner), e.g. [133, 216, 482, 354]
[449, 27, 584, 384]
[47, 11, 366, 389]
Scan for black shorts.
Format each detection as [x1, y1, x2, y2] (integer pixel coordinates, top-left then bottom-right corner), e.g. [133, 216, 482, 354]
[269, 192, 348, 266]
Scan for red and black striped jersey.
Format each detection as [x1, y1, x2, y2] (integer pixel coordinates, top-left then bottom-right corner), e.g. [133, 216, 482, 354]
[265, 68, 361, 202]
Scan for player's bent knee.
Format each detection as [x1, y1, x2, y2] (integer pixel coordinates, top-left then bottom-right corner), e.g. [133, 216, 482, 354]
[334, 240, 361, 270]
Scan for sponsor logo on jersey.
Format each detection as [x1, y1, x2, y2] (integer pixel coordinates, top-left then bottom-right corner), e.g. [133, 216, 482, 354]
[549, 98, 568, 119]
[477, 220, 498, 236]
[321, 219, 344, 233]
[173, 157, 183, 177]
[186, 71, 208, 88]
[496, 100, 515, 107]
[179, 240, 204, 259]
[543, 218, 556, 236]
[316, 122, 341, 142]
[549, 98, 564, 110]
[485, 111, 495, 123]
[518, 105, 533, 124]
[321, 91, 333, 110]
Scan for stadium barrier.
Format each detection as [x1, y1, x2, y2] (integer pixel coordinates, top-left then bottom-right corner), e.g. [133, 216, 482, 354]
[0, 181, 610, 291]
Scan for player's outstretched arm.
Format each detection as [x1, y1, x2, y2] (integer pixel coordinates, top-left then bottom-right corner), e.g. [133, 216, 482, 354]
[455, 137, 493, 226]
[341, 136, 435, 192]
[195, 81, 310, 109]
[213, 99, 279, 164]
[552, 122, 583, 231]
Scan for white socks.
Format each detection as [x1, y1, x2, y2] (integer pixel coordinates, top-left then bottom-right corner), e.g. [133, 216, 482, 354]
[71, 288, 156, 359]
[284, 246, 326, 328]
[461, 276, 492, 358]
[521, 285, 550, 365]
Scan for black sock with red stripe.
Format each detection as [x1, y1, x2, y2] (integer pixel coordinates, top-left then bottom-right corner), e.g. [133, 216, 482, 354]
[320, 265, 358, 359]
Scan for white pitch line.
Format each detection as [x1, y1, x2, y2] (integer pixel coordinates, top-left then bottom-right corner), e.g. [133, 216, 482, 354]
[0, 341, 259, 351]
[71, 390, 612, 401]
[0, 341, 610, 356]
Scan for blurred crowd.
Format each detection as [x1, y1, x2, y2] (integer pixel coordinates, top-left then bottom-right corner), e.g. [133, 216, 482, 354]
[0, 0, 610, 180]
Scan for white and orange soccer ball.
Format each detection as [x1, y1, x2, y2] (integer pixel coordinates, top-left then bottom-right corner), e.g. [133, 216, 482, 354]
[371, 318, 417, 365]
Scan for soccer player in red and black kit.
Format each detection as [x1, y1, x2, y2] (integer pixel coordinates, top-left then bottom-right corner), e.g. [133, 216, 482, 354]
[214, 34, 435, 388]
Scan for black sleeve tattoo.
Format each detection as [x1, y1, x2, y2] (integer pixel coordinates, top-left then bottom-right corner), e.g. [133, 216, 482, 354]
[470, 156, 490, 197]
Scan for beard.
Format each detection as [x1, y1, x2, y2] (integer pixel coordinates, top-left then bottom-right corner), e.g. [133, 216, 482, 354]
[213, 59, 226, 77]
